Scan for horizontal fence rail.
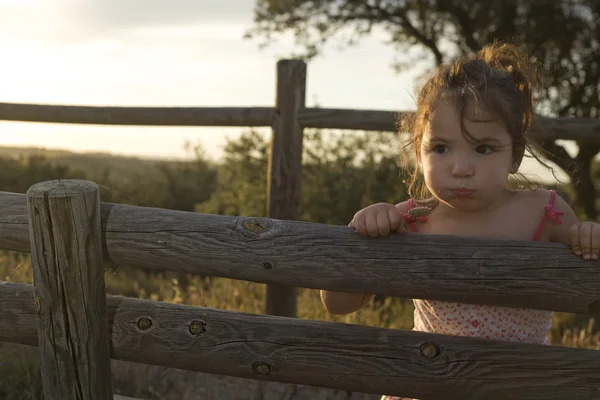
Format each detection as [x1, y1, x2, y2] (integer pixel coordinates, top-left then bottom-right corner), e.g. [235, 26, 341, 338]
[1, 281, 599, 400]
[1, 102, 599, 141]
[0, 102, 275, 127]
[1, 190, 599, 316]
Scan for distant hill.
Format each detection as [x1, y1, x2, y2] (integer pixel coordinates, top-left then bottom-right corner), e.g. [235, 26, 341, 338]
[0, 146, 196, 185]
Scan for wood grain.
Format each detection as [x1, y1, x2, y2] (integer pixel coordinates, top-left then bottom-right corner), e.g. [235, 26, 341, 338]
[0, 191, 30, 253]
[1, 190, 599, 315]
[265, 59, 307, 317]
[1, 281, 598, 400]
[26, 180, 112, 400]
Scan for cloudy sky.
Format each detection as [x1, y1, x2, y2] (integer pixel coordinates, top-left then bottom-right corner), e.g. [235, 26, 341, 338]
[0, 0, 568, 182]
[0, 1, 423, 156]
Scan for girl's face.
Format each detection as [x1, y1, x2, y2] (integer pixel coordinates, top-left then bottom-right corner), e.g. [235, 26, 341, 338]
[419, 102, 519, 212]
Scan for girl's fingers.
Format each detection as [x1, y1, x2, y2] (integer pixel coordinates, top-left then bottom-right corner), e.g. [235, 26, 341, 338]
[365, 214, 380, 237]
[353, 213, 367, 236]
[592, 223, 600, 260]
[388, 208, 404, 232]
[579, 223, 593, 259]
[377, 211, 391, 236]
[569, 223, 582, 256]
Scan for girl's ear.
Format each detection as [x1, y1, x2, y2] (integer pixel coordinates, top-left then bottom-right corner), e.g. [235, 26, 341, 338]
[510, 144, 525, 174]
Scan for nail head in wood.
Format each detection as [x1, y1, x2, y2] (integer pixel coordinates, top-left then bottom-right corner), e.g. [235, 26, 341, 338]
[189, 321, 206, 335]
[262, 261, 273, 270]
[137, 317, 152, 331]
[420, 342, 440, 359]
[252, 361, 271, 375]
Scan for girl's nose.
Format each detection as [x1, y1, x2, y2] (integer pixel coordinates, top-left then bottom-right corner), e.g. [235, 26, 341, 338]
[451, 156, 474, 178]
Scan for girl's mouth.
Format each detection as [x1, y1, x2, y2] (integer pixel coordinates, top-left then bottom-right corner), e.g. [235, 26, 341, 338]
[452, 189, 475, 197]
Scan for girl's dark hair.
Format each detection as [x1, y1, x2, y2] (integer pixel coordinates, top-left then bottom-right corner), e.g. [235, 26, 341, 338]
[399, 41, 553, 201]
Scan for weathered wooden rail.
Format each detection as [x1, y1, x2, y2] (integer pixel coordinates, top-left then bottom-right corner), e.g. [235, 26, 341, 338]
[1, 188, 599, 314]
[0, 102, 599, 140]
[2, 282, 600, 400]
[0, 179, 599, 400]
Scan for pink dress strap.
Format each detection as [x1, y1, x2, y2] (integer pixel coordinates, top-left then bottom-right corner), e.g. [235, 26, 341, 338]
[532, 190, 564, 241]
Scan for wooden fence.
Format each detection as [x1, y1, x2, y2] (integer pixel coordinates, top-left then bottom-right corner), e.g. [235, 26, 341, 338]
[0, 59, 599, 399]
[1, 59, 600, 318]
[0, 179, 599, 400]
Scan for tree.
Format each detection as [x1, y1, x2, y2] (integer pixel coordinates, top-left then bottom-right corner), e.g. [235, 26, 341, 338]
[247, 0, 600, 218]
[195, 130, 270, 217]
[195, 128, 408, 225]
[0, 155, 85, 193]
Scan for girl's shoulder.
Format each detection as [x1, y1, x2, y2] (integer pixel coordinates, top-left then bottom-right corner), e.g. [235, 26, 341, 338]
[512, 188, 578, 243]
[512, 187, 569, 209]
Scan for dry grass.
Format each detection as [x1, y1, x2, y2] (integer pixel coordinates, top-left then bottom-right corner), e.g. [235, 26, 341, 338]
[0, 250, 597, 399]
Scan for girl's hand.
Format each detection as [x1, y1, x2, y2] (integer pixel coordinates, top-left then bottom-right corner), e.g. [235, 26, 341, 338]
[349, 203, 405, 237]
[569, 222, 600, 260]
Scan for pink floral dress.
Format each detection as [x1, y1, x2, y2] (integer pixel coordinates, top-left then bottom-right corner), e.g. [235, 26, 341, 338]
[381, 190, 564, 400]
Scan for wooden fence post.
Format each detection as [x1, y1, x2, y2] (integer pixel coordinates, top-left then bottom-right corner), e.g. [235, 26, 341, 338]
[26, 179, 112, 399]
[266, 59, 307, 317]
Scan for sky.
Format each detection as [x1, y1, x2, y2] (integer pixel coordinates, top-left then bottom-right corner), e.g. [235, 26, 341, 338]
[0, 0, 570, 182]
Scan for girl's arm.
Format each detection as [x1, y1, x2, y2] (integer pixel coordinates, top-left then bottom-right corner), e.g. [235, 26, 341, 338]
[319, 291, 375, 315]
[320, 201, 410, 315]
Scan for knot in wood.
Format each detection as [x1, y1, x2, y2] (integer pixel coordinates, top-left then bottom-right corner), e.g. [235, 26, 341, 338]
[243, 218, 269, 234]
[420, 342, 440, 359]
[189, 321, 206, 335]
[252, 361, 271, 375]
[137, 317, 152, 331]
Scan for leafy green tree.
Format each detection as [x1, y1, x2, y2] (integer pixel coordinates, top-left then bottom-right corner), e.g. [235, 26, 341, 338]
[301, 129, 407, 225]
[196, 128, 408, 224]
[196, 130, 270, 217]
[0, 155, 85, 193]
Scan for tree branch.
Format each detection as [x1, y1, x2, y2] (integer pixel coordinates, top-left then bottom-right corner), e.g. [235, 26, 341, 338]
[379, 6, 444, 64]
[435, 2, 481, 51]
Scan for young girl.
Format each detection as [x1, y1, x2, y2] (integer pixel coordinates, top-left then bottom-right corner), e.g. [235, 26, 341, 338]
[319, 42, 600, 400]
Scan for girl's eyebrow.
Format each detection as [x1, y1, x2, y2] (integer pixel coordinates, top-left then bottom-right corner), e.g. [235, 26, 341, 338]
[427, 135, 503, 144]
[475, 136, 503, 144]
[426, 136, 451, 143]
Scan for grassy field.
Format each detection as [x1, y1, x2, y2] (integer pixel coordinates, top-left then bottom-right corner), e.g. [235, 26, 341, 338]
[0, 250, 598, 399]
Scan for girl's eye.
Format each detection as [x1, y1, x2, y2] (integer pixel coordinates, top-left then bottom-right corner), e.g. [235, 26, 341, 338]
[476, 144, 492, 154]
[433, 145, 448, 154]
